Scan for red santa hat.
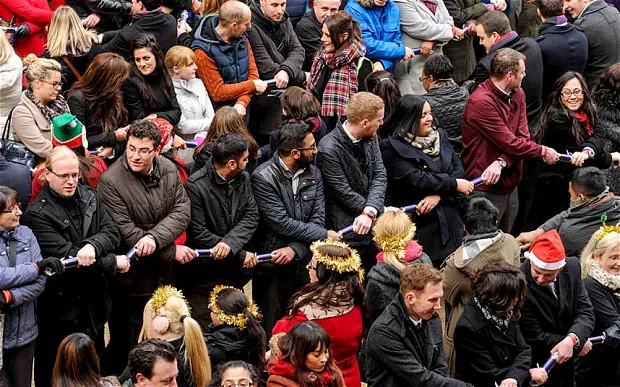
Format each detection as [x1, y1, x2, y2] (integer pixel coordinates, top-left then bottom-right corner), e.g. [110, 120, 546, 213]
[525, 229, 566, 270]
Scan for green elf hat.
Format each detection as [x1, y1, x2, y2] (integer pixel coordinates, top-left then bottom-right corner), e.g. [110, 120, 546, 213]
[51, 113, 87, 149]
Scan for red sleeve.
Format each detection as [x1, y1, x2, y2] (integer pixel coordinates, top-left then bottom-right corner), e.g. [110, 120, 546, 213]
[272, 312, 308, 336]
[0, 0, 52, 25]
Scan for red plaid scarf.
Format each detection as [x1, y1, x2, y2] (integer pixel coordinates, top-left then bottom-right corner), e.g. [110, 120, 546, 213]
[308, 39, 365, 117]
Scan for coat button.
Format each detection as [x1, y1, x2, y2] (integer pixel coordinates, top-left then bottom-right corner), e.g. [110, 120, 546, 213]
[64, 220, 69, 224]
[41, 199, 46, 203]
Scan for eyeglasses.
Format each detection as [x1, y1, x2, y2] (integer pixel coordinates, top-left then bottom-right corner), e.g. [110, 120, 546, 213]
[48, 169, 82, 181]
[40, 80, 63, 89]
[419, 75, 431, 82]
[221, 380, 253, 387]
[127, 145, 156, 157]
[2, 203, 21, 214]
[561, 89, 583, 98]
[295, 143, 317, 151]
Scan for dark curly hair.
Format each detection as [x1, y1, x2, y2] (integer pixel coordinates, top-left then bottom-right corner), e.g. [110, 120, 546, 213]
[127, 119, 162, 149]
[592, 63, 620, 110]
[471, 262, 526, 321]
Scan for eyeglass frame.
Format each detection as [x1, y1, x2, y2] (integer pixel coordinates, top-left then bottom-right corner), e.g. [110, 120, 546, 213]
[560, 89, 583, 98]
[294, 143, 318, 152]
[221, 379, 254, 387]
[419, 75, 431, 82]
[39, 79, 63, 89]
[47, 169, 82, 181]
[126, 145, 157, 157]
[1, 202, 22, 214]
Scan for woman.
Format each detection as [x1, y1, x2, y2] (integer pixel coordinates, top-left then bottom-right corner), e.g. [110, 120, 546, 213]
[43, 6, 99, 94]
[592, 63, 620, 194]
[269, 322, 346, 387]
[10, 56, 68, 159]
[0, 30, 22, 129]
[52, 333, 120, 387]
[136, 285, 211, 387]
[379, 94, 473, 266]
[364, 71, 401, 120]
[165, 45, 215, 163]
[307, 11, 365, 131]
[392, 0, 461, 94]
[524, 72, 614, 230]
[366, 210, 431, 321]
[123, 33, 182, 126]
[454, 262, 547, 386]
[208, 360, 261, 387]
[272, 240, 364, 387]
[0, 0, 53, 57]
[68, 52, 130, 161]
[0, 186, 57, 386]
[206, 285, 266, 372]
[576, 227, 620, 387]
[192, 106, 259, 173]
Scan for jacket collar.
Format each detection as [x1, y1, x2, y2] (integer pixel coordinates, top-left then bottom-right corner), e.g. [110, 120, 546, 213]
[250, 0, 289, 30]
[204, 157, 246, 188]
[523, 260, 570, 311]
[120, 155, 162, 188]
[538, 16, 571, 34]
[578, 0, 606, 18]
[383, 135, 450, 174]
[490, 31, 519, 53]
[462, 302, 520, 347]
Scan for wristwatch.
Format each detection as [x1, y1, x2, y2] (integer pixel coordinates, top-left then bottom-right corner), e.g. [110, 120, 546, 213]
[496, 158, 507, 168]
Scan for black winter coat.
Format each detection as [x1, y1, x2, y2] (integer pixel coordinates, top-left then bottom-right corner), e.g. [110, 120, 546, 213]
[423, 84, 469, 155]
[535, 18, 588, 103]
[21, 184, 120, 337]
[519, 258, 595, 387]
[316, 122, 387, 247]
[251, 152, 327, 262]
[97, 11, 177, 60]
[295, 9, 322, 72]
[380, 131, 465, 265]
[454, 301, 531, 386]
[366, 294, 470, 387]
[65, 0, 132, 32]
[183, 159, 259, 291]
[473, 33, 543, 130]
[576, 276, 620, 387]
[206, 324, 256, 371]
[594, 91, 620, 195]
[122, 73, 181, 125]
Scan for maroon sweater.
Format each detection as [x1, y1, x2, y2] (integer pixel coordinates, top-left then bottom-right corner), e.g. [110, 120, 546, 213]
[462, 79, 543, 194]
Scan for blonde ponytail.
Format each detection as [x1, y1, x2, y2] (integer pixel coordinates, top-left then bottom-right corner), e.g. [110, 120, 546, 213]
[182, 315, 211, 387]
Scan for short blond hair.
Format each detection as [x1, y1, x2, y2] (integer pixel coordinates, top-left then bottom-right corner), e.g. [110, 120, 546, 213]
[345, 92, 384, 124]
[165, 45, 196, 72]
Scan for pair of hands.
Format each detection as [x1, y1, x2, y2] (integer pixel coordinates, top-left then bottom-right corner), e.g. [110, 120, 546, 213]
[550, 336, 592, 364]
[481, 148, 560, 185]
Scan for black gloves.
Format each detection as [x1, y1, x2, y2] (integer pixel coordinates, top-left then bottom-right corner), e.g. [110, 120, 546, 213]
[38, 257, 65, 276]
[14, 24, 30, 38]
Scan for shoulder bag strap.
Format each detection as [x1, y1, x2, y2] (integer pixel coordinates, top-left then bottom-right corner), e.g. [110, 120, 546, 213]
[2, 106, 16, 141]
[62, 56, 82, 80]
[8, 237, 17, 267]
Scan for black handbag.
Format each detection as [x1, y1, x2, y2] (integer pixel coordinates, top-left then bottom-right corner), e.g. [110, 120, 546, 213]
[1, 106, 37, 170]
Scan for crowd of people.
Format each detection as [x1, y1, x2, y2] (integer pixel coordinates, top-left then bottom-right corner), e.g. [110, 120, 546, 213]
[0, 0, 620, 385]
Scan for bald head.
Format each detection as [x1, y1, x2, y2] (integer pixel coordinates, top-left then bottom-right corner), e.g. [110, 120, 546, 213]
[219, 0, 251, 27]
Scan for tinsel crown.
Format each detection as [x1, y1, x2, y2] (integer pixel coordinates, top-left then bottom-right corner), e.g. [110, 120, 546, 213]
[373, 222, 417, 259]
[594, 214, 620, 245]
[150, 285, 189, 312]
[310, 239, 365, 283]
[209, 285, 261, 330]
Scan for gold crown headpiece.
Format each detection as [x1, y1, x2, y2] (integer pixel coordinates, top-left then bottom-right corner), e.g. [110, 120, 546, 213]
[209, 285, 261, 330]
[150, 285, 190, 313]
[594, 214, 620, 247]
[373, 221, 416, 259]
[310, 239, 365, 283]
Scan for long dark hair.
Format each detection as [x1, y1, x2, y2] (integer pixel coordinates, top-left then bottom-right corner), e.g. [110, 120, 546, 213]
[537, 71, 597, 145]
[324, 11, 362, 56]
[129, 34, 176, 109]
[365, 71, 401, 119]
[379, 94, 427, 139]
[287, 244, 364, 316]
[69, 52, 129, 134]
[52, 333, 103, 387]
[471, 262, 526, 321]
[214, 287, 266, 368]
[281, 322, 340, 387]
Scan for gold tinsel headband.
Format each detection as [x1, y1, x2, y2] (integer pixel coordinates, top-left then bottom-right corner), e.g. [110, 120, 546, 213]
[209, 285, 261, 330]
[373, 222, 416, 259]
[150, 285, 190, 313]
[594, 214, 620, 247]
[310, 239, 365, 283]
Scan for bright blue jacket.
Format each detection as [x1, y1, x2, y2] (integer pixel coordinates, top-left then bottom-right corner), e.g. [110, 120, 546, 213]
[345, 0, 406, 71]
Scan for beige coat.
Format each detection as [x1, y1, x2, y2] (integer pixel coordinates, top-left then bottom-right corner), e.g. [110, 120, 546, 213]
[10, 92, 53, 159]
[442, 232, 521, 376]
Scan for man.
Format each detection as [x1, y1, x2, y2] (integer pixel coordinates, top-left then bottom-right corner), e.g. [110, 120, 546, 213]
[246, 0, 306, 144]
[345, 0, 415, 72]
[126, 339, 178, 386]
[442, 197, 521, 375]
[565, 0, 620, 87]
[462, 48, 559, 233]
[519, 230, 595, 387]
[252, 122, 340, 336]
[98, 120, 191, 373]
[191, 0, 268, 116]
[21, 146, 129, 386]
[295, 0, 342, 71]
[472, 11, 544, 130]
[535, 0, 588, 101]
[65, 0, 133, 33]
[182, 134, 259, 331]
[316, 92, 387, 273]
[366, 263, 472, 387]
[517, 167, 620, 256]
[97, 0, 177, 60]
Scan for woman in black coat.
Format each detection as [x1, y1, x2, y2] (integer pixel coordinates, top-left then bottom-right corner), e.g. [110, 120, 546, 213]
[379, 95, 473, 266]
[454, 262, 546, 387]
[122, 33, 181, 126]
[523, 72, 614, 230]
